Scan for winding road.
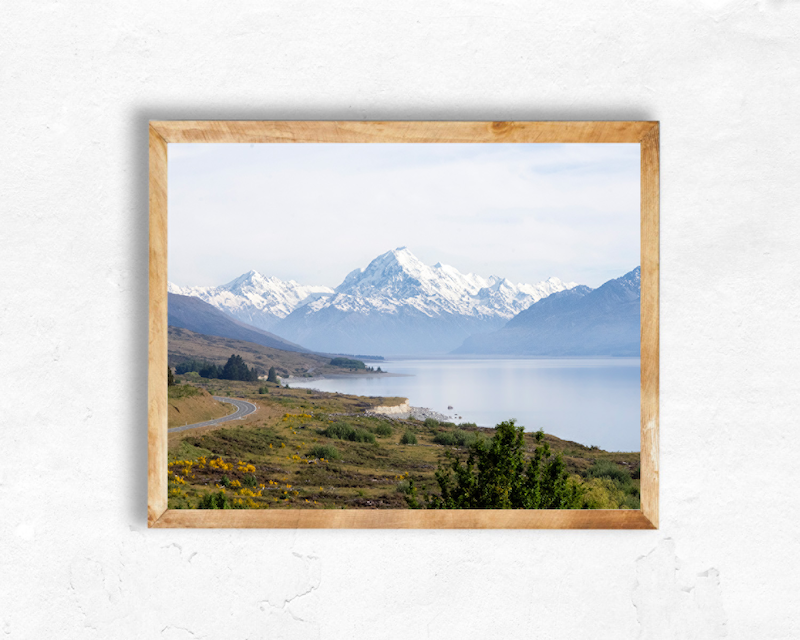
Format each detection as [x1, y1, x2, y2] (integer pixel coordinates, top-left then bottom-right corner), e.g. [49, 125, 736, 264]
[168, 396, 258, 433]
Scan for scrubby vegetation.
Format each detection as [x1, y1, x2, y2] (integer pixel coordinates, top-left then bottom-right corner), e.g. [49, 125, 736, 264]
[307, 444, 341, 460]
[166, 376, 640, 510]
[168, 384, 203, 399]
[374, 423, 393, 437]
[432, 429, 480, 448]
[322, 421, 376, 444]
[420, 421, 582, 509]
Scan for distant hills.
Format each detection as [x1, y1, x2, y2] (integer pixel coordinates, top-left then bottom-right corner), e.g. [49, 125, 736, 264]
[168, 326, 334, 380]
[168, 293, 310, 353]
[452, 267, 641, 356]
[170, 248, 577, 355]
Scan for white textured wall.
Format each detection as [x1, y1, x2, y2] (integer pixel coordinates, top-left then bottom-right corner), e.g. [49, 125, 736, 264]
[2, 1, 799, 638]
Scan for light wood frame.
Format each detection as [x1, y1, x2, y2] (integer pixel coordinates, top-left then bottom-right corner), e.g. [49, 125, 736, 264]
[148, 121, 659, 529]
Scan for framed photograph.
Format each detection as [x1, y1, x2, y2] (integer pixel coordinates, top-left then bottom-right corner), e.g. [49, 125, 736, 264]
[148, 121, 659, 529]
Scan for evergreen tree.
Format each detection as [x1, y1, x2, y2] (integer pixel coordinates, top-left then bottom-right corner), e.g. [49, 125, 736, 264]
[167, 366, 175, 386]
[199, 363, 222, 379]
[267, 366, 278, 383]
[425, 420, 583, 510]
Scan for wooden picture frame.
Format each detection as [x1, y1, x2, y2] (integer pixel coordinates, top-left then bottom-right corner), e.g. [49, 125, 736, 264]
[148, 120, 659, 529]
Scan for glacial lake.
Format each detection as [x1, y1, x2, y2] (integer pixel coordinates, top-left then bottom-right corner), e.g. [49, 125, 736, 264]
[288, 357, 641, 452]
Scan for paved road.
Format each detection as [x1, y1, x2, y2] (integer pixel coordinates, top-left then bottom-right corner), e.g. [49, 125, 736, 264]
[168, 396, 257, 433]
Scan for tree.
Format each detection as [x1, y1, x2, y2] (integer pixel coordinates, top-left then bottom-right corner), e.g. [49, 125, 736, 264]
[221, 353, 257, 381]
[267, 366, 278, 383]
[167, 366, 175, 386]
[425, 420, 583, 509]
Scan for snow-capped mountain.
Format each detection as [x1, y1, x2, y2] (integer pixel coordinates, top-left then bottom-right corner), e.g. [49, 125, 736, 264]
[309, 247, 574, 320]
[273, 248, 577, 354]
[168, 271, 334, 331]
[452, 267, 641, 356]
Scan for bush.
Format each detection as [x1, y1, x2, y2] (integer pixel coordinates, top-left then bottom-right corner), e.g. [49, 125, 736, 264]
[458, 422, 477, 429]
[242, 473, 257, 488]
[580, 477, 640, 509]
[375, 423, 393, 437]
[433, 429, 478, 447]
[423, 417, 439, 428]
[308, 444, 341, 460]
[396, 479, 413, 494]
[168, 384, 202, 399]
[427, 420, 583, 510]
[400, 431, 418, 445]
[585, 460, 632, 485]
[258, 386, 269, 394]
[322, 422, 375, 444]
[198, 491, 231, 509]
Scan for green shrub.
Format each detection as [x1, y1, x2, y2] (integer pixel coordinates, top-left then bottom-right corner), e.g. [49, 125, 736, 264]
[423, 417, 439, 428]
[458, 422, 477, 429]
[585, 460, 632, 485]
[220, 475, 231, 488]
[198, 491, 231, 509]
[242, 473, 257, 488]
[258, 386, 269, 394]
[323, 422, 354, 439]
[168, 384, 202, 399]
[428, 420, 583, 510]
[352, 429, 375, 443]
[308, 444, 341, 460]
[433, 429, 478, 447]
[396, 479, 412, 494]
[375, 423, 393, 437]
[322, 422, 376, 444]
[400, 431, 418, 445]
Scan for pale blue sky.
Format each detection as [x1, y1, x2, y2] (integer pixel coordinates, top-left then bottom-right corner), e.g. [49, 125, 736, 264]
[168, 143, 639, 289]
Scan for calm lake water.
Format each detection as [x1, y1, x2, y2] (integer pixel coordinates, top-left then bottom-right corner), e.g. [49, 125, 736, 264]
[288, 357, 640, 452]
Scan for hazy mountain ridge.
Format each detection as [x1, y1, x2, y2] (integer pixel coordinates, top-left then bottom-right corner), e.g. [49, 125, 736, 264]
[452, 267, 641, 356]
[167, 292, 310, 353]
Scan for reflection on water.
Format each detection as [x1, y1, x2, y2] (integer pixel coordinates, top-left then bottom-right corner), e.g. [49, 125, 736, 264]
[289, 357, 640, 452]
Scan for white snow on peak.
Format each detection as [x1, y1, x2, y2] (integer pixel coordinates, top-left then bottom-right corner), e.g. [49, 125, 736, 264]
[321, 247, 577, 319]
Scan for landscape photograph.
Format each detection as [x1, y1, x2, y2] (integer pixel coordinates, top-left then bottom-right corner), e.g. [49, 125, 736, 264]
[165, 140, 642, 511]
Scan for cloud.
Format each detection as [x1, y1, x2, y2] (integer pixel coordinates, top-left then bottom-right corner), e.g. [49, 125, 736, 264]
[168, 143, 639, 288]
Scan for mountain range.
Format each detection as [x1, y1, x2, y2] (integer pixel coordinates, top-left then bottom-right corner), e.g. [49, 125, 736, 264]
[170, 248, 578, 355]
[452, 267, 641, 356]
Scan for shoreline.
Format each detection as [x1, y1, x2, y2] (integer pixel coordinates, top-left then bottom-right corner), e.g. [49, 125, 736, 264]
[281, 375, 456, 423]
[282, 371, 410, 385]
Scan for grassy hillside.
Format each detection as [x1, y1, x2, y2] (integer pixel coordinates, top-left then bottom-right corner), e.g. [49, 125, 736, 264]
[167, 377, 641, 511]
[168, 384, 233, 428]
[168, 326, 382, 380]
